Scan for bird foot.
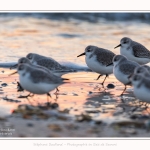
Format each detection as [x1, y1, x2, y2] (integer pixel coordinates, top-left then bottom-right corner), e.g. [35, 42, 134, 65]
[18, 93, 34, 99]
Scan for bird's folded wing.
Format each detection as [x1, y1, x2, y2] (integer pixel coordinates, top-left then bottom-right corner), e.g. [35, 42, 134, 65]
[30, 69, 62, 84]
[133, 45, 150, 58]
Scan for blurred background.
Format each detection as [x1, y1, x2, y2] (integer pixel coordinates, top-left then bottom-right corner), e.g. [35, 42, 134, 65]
[0, 12, 150, 65]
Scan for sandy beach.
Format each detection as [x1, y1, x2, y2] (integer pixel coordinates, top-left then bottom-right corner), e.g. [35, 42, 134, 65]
[0, 68, 149, 137]
[0, 13, 150, 137]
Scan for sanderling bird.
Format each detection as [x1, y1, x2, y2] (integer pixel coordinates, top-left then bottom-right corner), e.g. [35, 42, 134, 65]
[10, 63, 69, 100]
[11, 57, 60, 76]
[130, 74, 150, 104]
[77, 45, 115, 87]
[132, 66, 150, 78]
[111, 55, 139, 96]
[10, 57, 61, 93]
[114, 37, 150, 65]
[26, 53, 75, 76]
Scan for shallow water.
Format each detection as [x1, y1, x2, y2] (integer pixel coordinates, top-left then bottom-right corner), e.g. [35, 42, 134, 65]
[0, 13, 150, 126]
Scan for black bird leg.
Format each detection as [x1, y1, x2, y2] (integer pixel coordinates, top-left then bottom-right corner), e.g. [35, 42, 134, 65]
[17, 82, 24, 92]
[101, 74, 109, 87]
[18, 93, 34, 99]
[54, 88, 59, 95]
[120, 85, 127, 96]
[47, 93, 52, 103]
[96, 74, 102, 80]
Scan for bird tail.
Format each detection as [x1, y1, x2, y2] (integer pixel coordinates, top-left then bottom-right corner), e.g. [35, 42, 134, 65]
[62, 78, 70, 81]
[61, 78, 70, 85]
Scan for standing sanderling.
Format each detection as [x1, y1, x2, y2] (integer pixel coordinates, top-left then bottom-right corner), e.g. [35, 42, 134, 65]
[77, 45, 115, 87]
[10, 63, 69, 100]
[26, 53, 75, 77]
[114, 37, 150, 65]
[10, 57, 62, 76]
[10, 57, 61, 93]
[111, 55, 139, 96]
[130, 74, 150, 104]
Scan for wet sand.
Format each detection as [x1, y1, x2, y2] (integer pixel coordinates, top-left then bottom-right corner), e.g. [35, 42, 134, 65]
[0, 68, 149, 137]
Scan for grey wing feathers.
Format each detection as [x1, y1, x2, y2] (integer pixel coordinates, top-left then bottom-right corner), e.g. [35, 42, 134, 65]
[132, 43, 150, 58]
[120, 62, 139, 75]
[33, 64, 51, 74]
[29, 69, 63, 84]
[36, 58, 74, 72]
[36, 58, 64, 71]
[96, 48, 115, 66]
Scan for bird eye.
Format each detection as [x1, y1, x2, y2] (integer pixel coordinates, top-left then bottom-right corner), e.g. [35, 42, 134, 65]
[123, 41, 127, 44]
[114, 57, 118, 61]
[87, 49, 91, 52]
[27, 54, 32, 59]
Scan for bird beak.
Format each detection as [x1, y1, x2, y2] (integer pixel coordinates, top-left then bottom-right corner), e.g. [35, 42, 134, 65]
[106, 62, 113, 67]
[128, 73, 133, 80]
[9, 71, 18, 76]
[10, 64, 18, 70]
[77, 52, 85, 57]
[114, 44, 121, 49]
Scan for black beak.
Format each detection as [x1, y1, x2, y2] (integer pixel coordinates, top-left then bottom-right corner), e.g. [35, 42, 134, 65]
[128, 73, 133, 80]
[106, 62, 113, 67]
[10, 64, 18, 70]
[77, 52, 85, 57]
[114, 44, 121, 49]
[9, 71, 18, 76]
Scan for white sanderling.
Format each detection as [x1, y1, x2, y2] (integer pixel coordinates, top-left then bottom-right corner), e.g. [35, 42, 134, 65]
[10, 57, 61, 93]
[112, 55, 139, 96]
[114, 37, 150, 65]
[130, 74, 150, 104]
[10, 63, 69, 100]
[11, 57, 61, 76]
[26, 53, 75, 77]
[77, 45, 115, 86]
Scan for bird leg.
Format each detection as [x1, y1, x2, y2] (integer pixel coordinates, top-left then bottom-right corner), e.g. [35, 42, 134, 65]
[96, 74, 102, 80]
[17, 82, 24, 92]
[54, 88, 59, 95]
[47, 93, 52, 103]
[101, 74, 109, 87]
[120, 85, 127, 96]
[18, 93, 34, 99]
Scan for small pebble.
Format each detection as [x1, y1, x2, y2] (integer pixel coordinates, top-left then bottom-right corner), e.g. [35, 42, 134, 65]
[51, 103, 59, 109]
[1, 83, 8, 87]
[107, 83, 115, 89]
[89, 91, 93, 94]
